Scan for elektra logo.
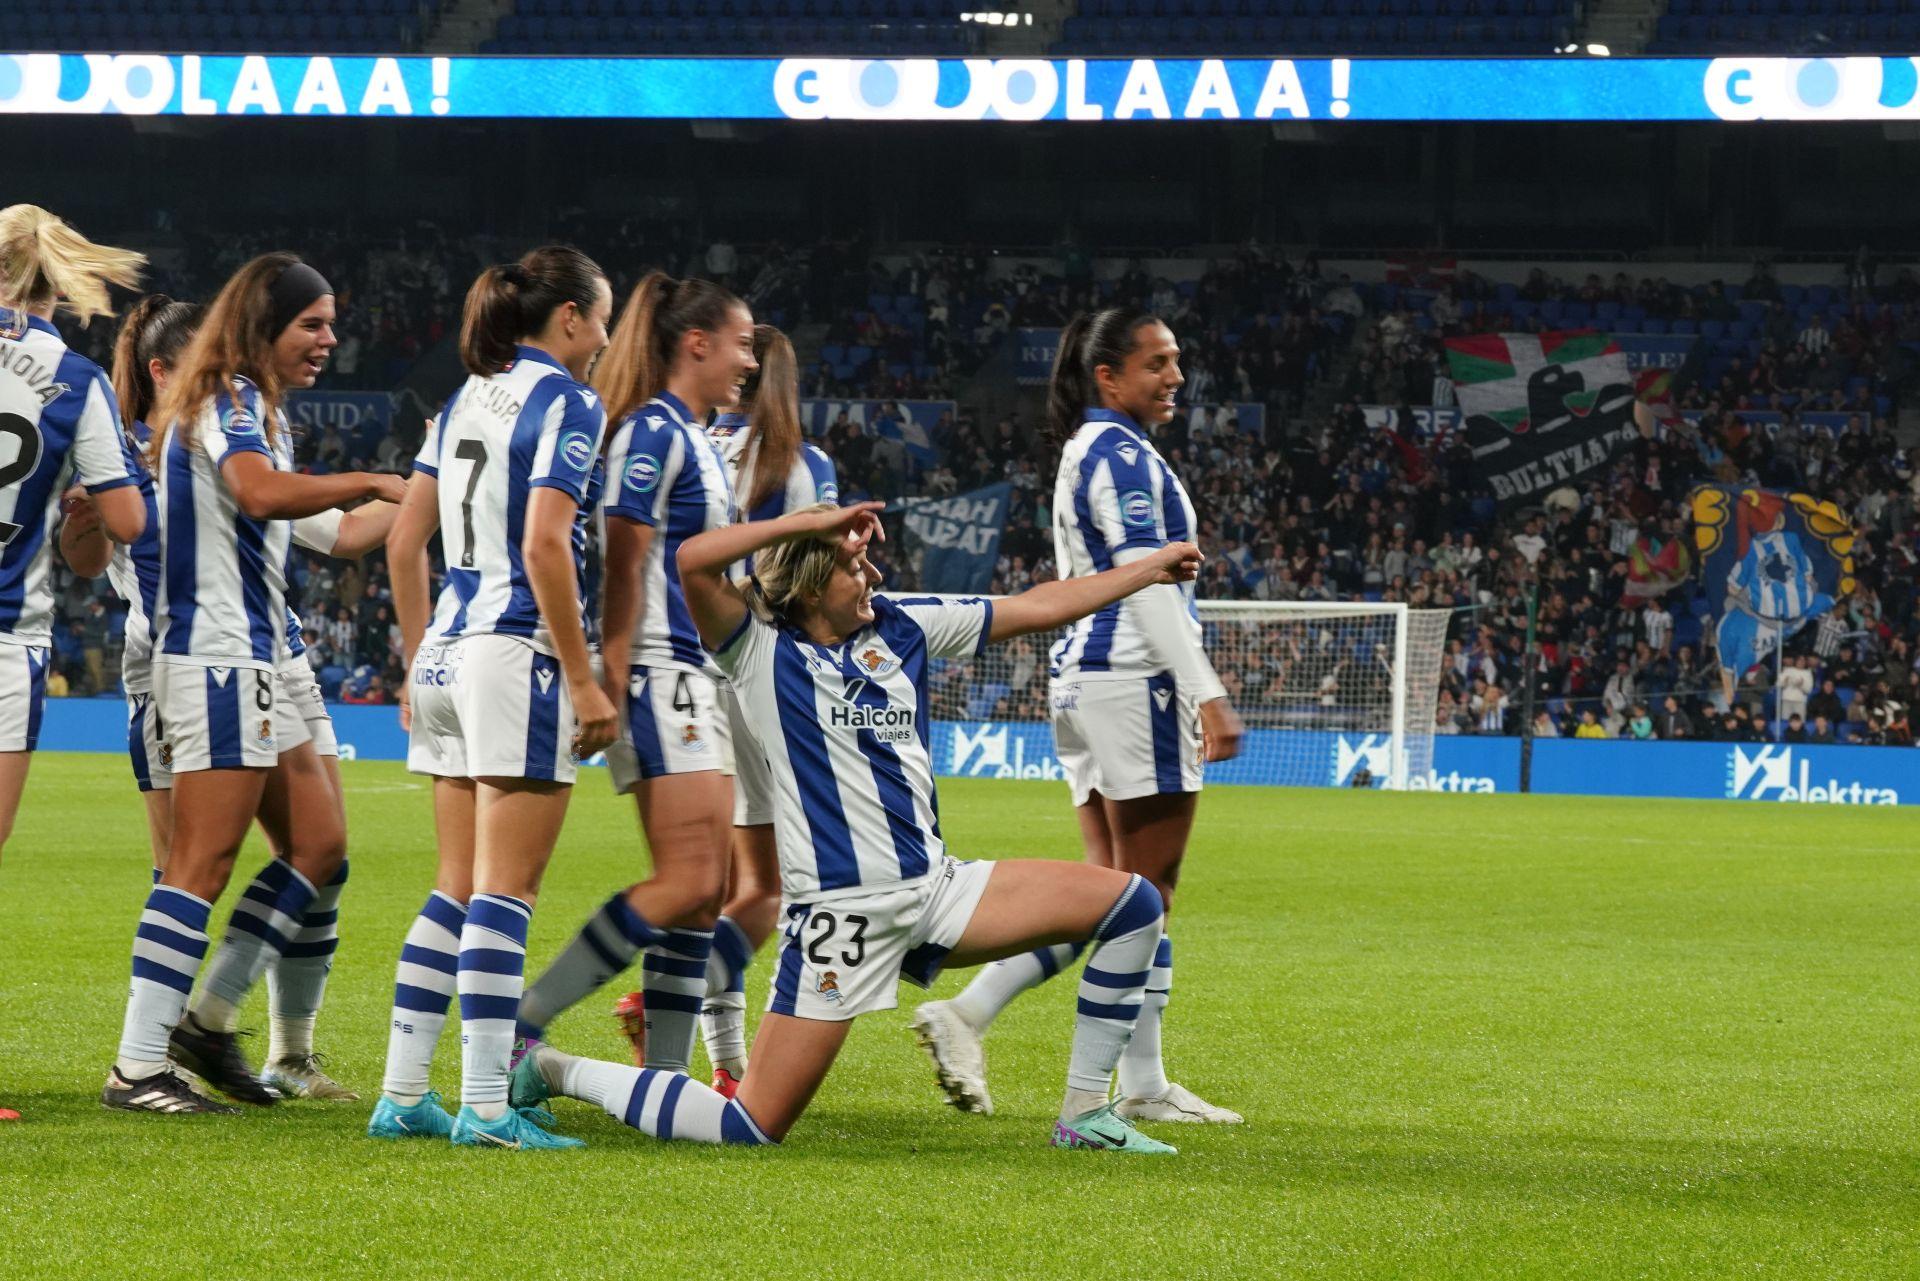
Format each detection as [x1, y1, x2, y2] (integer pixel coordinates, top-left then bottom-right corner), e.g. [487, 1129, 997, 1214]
[948, 723, 1065, 781]
[1727, 745, 1898, 805]
[1333, 734, 1495, 792]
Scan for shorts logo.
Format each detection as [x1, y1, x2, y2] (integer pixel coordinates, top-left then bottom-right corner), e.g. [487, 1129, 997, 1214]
[534, 666, 556, 694]
[257, 719, 274, 748]
[855, 646, 900, 678]
[817, 971, 843, 1005]
[1120, 490, 1155, 528]
[680, 723, 706, 752]
[1151, 687, 1172, 713]
[626, 454, 662, 493]
[560, 432, 594, 471]
[158, 742, 173, 767]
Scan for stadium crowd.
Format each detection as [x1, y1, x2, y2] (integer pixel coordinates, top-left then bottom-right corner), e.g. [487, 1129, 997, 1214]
[47, 239, 1920, 747]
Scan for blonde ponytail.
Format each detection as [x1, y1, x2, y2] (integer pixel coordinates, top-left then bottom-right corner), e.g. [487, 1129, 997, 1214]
[0, 205, 145, 324]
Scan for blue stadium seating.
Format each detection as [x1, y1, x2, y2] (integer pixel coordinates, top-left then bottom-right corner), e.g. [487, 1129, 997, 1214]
[1055, 0, 1579, 52]
[1649, 0, 1920, 51]
[9, 0, 438, 53]
[482, 0, 978, 54]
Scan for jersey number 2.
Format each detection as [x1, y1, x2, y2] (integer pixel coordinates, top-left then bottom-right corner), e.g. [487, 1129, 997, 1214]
[453, 439, 488, 569]
[0, 414, 46, 545]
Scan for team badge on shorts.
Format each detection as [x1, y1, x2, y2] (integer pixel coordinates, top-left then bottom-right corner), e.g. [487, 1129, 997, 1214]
[257, 719, 274, 748]
[817, 971, 843, 1005]
[159, 742, 173, 767]
[855, 646, 900, 678]
[681, 723, 705, 752]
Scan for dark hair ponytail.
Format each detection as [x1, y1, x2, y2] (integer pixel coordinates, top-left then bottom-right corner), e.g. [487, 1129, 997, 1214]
[111, 293, 202, 433]
[1046, 306, 1160, 443]
[459, 244, 605, 376]
[594, 271, 743, 425]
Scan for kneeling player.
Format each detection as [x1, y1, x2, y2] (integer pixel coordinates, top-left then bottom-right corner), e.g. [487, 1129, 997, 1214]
[511, 502, 1199, 1153]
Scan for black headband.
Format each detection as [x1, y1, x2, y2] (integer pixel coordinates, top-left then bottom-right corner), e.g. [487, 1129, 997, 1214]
[268, 262, 333, 340]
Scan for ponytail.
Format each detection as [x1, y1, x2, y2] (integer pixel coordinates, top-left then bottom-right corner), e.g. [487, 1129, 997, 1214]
[743, 324, 803, 513]
[1045, 306, 1160, 444]
[595, 271, 742, 425]
[111, 294, 203, 433]
[459, 245, 604, 376]
[0, 205, 144, 325]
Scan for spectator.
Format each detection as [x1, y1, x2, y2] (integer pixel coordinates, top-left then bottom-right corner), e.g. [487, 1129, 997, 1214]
[1574, 708, 1608, 739]
[1776, 655, 1814, 724]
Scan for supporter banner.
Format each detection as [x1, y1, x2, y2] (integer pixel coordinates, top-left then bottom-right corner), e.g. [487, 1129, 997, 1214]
[899, 482, 1010, 593]
[284, 390, 394, 441]
[5, 55, 1920, 123]
[1015, 328, 1058, 385]
[800, 399, 947, 467]
[32, 701, 1915, 804]
[1446, 331, 1638, 510]
[1680, 409, 1873, 435]
[1691, 485, 1853, 691]
[1614, 335, 1696, 373]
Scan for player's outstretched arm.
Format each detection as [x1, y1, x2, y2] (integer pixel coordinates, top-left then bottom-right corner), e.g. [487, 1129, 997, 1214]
[986, 541, 1202, 644]
[220, 451, 406, 521]
[677, 501, 886, 651]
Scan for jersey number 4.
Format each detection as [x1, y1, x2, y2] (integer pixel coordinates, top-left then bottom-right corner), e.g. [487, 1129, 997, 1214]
[0, 413, 46, 545]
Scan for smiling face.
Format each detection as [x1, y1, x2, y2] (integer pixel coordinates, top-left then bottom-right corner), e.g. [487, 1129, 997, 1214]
[556, 277, 613, 379]
[687, 302, 758, 414]
[272, 295, 337, 389]
[805, 546, 884, 640]
[1095, 320, 1182, 428]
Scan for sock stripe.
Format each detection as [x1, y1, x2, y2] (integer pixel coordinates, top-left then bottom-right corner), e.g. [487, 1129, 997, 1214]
[603, 894, 666, 948]
[1154, 936, 1173, 968]
[1094, 875, 1164, 941]
[135, 920, 205, 957]
[1076, 996, 1142, 1022]
[643, 952, 709, 980]
[1081, 965, 1150, 990]
[467, 894, 532, 937]
[225, 910, 294, 951]
[459, 945, 531, 975]
[298, 909, 340, 931]
[644, 990, 704, 1015]
[580, 921, 631, 973]
[393, 981, 455, 1014]
[400, 942, 459, 974]
[622, 1069, 663, 1129]
[326, 860, 350, 888]
[656, 1073, 689, 1140]
[279, 939, 339, 960]
[1035, 945, 1063, 980]
[712, 917, 752, 972]
[131, 957, 198, 992]
[657, 929, 715, 958]
[420, 891, 468, 934]
[460, 993, 521, 1022]
[149, 886, 213, 932]
[720, 1098, 773, 1146]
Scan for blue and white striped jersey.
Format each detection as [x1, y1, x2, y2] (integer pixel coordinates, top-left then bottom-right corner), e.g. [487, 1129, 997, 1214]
[606, 391, 732, 674]
[154, 377, 296, 669]
[0, 310, 140, 645]
[1048, 408, 1202, 681]
[417, 346, 607, 655]
[713, 593, 993, 899]
[103, 423, 161, 686]
[709, 412, 839, 524]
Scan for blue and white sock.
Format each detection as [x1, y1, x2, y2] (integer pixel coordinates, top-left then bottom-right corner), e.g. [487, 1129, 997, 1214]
[642, 928, 715, 1072]
[382, 890, 467, 1107]
[542, 1047, 772, 1145]
[191, 859, 318, 1033]
[948, 941, 1085, 1031]
[699, 916, 753, 1073]
[115, 886, 213, 1079]
[1065, 875, 1164, 1113]
[458, 893, 531, 1120]
[517, 891, 665, 1041]
[1117, 930, 1173, 1101]
[267, 859, 349, 1064]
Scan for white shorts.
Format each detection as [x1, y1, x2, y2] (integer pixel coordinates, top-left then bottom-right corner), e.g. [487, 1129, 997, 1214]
[1051, 673, 1204, 809]
[723, 684, 774, 826]
[622, 664, 730, 786]
[152, 660, 283, 773]
[767, 857, 995, 1022]
[127, 692, 169, 791]
[277, 655, 338, 757]
[0, 643, 48, 754]
[407, 635, 576, 783]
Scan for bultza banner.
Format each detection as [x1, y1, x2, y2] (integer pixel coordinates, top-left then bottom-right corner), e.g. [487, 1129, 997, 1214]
[1444, 330, 1639, 510]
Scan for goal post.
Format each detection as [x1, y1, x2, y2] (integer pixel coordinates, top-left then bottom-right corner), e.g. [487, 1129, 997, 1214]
[921, 598, 1453, 790]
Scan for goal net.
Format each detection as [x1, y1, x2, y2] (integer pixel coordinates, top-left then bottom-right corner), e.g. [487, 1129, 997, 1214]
[923, 600, 1451, 790]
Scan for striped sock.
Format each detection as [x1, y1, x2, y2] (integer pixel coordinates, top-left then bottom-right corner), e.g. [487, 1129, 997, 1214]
[517, 891, 665, 1041]
[948, 941, 1085, 1031]
[1117, 930, 1173, 1100]
[1065, 875, 1164, 1099]
[382, 890, 466, 1107]
[115, 886, 213, 1078]
[642, 929, 715, 1072]
[699, 916, 753, 1072]
[546, 1048, 772, 1145]
[267, 859, 349, 1064]
[458, 894, 532, 1119]
[192, 859, 318, 1033]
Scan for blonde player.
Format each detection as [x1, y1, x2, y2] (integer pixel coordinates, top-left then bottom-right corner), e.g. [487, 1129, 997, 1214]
[918, 307, 1245, 1125]
[370, 246, 615, 1149]
[510, 502, 1198, 1154]
[514, 273, 755, 1081]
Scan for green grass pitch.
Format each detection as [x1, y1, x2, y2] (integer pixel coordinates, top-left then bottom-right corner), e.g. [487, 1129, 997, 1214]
[3, 754, 1918, 1279]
